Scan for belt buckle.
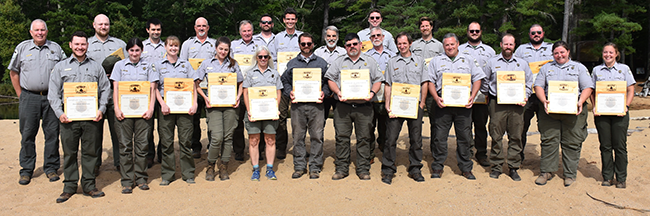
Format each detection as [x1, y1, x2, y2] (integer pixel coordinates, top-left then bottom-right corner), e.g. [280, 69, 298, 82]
[350, 103, 358, 108]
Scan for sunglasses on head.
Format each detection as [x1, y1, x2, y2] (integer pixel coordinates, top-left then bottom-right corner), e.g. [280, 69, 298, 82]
[257, 55, 269, 59]
[469, 30, 480, 34]
[530, 31, 543, 35]
[260, 21, 273, 24]
[369, 16, 381, 20]
[370, 34, 382, 38]
[300, 42, 313, 47]
[345, 42, 359, 47]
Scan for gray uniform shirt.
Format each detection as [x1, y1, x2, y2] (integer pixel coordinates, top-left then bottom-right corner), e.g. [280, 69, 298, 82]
[231, 38, 259, 56]
[142, 39, 166, 61]
[242, 67, 283, 90]
[153, 59, 198, 96]
[87, 35, 127, 64]
[8, 40, 66, 92]
[484, 53, 534, 98]
[411, 38, 444, 59]
[358, 28, 397, 54]
[385, 54, 429, 86]
[179, 36, 217, 60]
[313, 46, 346, 64]
[324, 53, 385, 102]
[514, 42, 553, 63]
[110, 58, 159, 83]
[275, 30, 303, 53]
[196, 58, 244, 83]
[428, 53, 486, 93]
[366, 47, 393, 102]
[48, 56, 111, 118]
[534, 60, 594, 97]
[459, 42, 496, 71]
[253, 33, 277, 59]
[591, 62, 636, 87]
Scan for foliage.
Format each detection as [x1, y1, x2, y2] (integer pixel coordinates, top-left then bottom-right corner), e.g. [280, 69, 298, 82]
[0, 0, 29, 82]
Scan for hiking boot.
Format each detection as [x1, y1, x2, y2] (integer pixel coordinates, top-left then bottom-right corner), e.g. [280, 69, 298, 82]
[205, 162, 216, 181]
[535, 172, 553, 185]
[218, 161, 229, 181]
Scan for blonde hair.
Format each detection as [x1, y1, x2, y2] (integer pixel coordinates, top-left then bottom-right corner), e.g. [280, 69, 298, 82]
[251, 45, 274, 69]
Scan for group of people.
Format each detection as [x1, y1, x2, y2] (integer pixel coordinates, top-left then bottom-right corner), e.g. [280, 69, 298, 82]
[9, 8, 633, 204]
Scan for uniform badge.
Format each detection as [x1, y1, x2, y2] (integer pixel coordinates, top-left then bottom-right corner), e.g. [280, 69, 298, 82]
[618, 70, 622, 73]
[394, 68, 399, 71]
[517, 63, 520, 67]
[364, 62, 367, 66]
[272, 74, 274, 78]
[51, 51, 55, 54]
[182, 64, 185, 68]
[143, 67, 146, 70]
[571, 66, 574, 70]
[415, 63, 418, 67]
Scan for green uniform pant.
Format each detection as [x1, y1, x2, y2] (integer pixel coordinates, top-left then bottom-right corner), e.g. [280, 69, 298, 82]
[158, 111, 195, 181]
[488, 99, 524, 172]
[116, 117, 152, 187]
[537, 103, 588, 179]
[333, 102, 374, 175]
[370, 102, 387, 160]
[206, 107, 238, 164]
[99, 98, 121, 168]
[60, 120, 102, 194]
[594, 112, 629, 182]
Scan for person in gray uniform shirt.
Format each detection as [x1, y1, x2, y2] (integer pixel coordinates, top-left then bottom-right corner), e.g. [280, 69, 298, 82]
[458, 22, 496, 167]
[365, 27, 393, 163]
[411, 16, 444, 59]
[9, 19, 66, 185]
[314, 25, 346, 127]
[142, 18, 165, 168]
[50, 31, 110, 203]
[357, 9, 397, 54]
[427, 33, 486, 180]
[253, 14, 277, 60]
[87, 13, 128, 176]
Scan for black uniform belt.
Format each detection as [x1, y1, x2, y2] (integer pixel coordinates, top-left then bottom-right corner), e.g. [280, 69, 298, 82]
[22, 88, 47, 95]
[488, 95, 497, 100]
[338, 101, 371, 108]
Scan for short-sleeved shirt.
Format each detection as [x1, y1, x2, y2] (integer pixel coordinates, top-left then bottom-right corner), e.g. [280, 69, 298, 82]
[358, 28, 397, 54]
[153, 59, 198, 96]
[231, 38, 259, 55]
[324, 53, 386, 102]
[179, 36, 217, 60]
[385, 54, 429, 86]
[514, 42, 553, 63]
[275, 30, 303, 53]
[484, 54, 534, 98]
[87, 35, 127, 64]
[8, 39, 66, 92]
[242, 67, 283, 90]
[459, 42, 496, 71]
[428, 53, 486, 93]
[110, 58, 159, 83]
[253, 33, 277, 59]
[411, 38, 444, 59]
[365, 47, 393, 72]
[142, 39, 166, 61]
[196, 58, 244, 83]
[313, 46, 346, 64]
[591, 62, 636, 87]
[48, 56, 111, 118]
[534, 60, 594, 97]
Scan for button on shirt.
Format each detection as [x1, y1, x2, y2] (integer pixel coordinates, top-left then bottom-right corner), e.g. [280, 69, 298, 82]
[514, 42, 553, 63]
[242, 67, 283, 90]
[484, 54, 534, 98]
[324, 53, 385, 102]
[196, 58, 244, 83]
[411, 38, 444, 59]
[48, 56, 111, 118]
[313, 46, 346, 64]
[428, 53, 486, 93]
[280, 53, 330, 98]
[9, 40, 66, 91]
[153, 59, 198, 96]
[87, 35, 128, 64]
[385, 55, 429, 86]
[109, 59, 159, 83]
[591, 62, 636, 87]
[142, 39, 166, 61]
[275, 30, 303, 53]
[179, 36, 217, 60]
[534, 60, 594, 97]
[231, 38, 259, 55]
[253, 33, 277, 59]
[358, 28, 398, 54]
[459, 42, 496, 71]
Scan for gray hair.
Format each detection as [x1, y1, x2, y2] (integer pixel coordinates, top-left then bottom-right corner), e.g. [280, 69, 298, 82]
[239, 20, 254, 32]
[251, 45, 274, 69]
[443, 33, 459, 44]
[370, 26, 384, 34]
[323, 26, 339, 36]
[30, 19, 48, 31]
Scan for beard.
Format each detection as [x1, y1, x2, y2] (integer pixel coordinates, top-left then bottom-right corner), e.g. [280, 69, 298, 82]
[468, 35, 481, 43]
[530, 36, 544, 45]
[502, 49, 514, 58]
[372, 39, 382, 47]
[198, 31, 206, 37]
[326, 39, 338, 48]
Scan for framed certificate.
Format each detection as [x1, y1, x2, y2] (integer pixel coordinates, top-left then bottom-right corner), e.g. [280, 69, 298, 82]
[341, 69, 371, 100]
[441, 73, 471, 107]
[109, 48, 125, 60]
[164, 78, 194, 114]
[277, 52, 299, 76]
[189, 58, 208, 89]
[390, 83, 420, 119]
[529, 60, 552, 92]
[496, 71, 526, 104]
[473, 91, 488, 104]
[293, 68, 322, 102]
[547, 80, 578, 114]
[595, 81, 627, 115]
[208, 73, 238, 107]
[424, 58, 433, 66]
[234, 54, 253, 75]
[248, 86, 279, 121]
[63, 82, 98, 121]
[360, 40, 373, 53]
[118, 81, 151, 118]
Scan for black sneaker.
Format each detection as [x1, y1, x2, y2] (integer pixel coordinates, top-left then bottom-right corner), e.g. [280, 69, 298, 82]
[489, 171, 501, 179]
[509, 169, 521, 181]
[408, 173, 425, 182]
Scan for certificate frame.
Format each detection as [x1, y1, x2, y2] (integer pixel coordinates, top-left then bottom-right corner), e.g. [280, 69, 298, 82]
[207, 73, 238, 107]
[496, 71, 526, 104]
[390, 82, 420, 119]
[595, 81, 627, 115]
[360, 40, 373, 53]
[234, 54, 254, 75]
[529, 60, 552, 93]
[118, 81, 151, 118]
[277, 52, 299, 76]
[247, 86, 279, 121]
[164, 78, 194, 114]
[189, 58, 208, 89]
[547, 80, 579, 114]
[63, 82, 98, 121]
[441, 73, 471, 107]
[340, 69, 371, 100]
[292, 68, 322, 103]
[473, 91, 488, 104]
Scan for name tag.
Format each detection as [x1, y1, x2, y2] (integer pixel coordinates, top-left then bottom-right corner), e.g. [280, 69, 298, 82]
[64, 68, 72, 71]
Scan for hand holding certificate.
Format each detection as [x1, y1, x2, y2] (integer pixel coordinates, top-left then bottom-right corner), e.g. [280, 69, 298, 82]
[441, 73, 471, 107]
[248, 86, 279, 121]
[389, 83, 420, 119]
[340, 69, 371, 100]
[118, 81, 151, 118]
[547, 80, 579, 114]
[208, 73, 238, 107]
[64, 82, 98, 121]
[594, 81, 627, 115]
[496, 71, 526, 104]
[292, 68, 322, 103]
[164, 78, 194, 114]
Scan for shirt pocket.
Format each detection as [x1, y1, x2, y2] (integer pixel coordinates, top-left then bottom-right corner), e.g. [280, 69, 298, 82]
[61, 70, 77, 81]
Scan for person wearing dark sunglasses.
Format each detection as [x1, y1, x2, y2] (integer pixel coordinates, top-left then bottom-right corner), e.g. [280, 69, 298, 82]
[253, 14, 277, 61]
[365, 27, 393, 164]
[356, 9, 397, 54]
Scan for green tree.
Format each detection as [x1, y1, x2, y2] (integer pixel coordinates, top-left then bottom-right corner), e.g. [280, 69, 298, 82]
[0, 0, 29, 82]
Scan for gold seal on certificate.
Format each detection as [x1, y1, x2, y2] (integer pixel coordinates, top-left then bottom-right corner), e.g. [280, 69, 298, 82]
[208, 73, 237, 107]
[164, 78, 194, 114]
[360, 40, 373, 53]
[63, 82, 98, 121]
[248, 86, 279, 121]
[595, 81, 626, 115]
[234, 54, 253, 73]
[547, 80, 579, 114]
[496, 71, 526, 104]
[277, 52, 299, 76]
[390, 83, 420, 119]
[293, 68, 322, 102]
[118, 81, 150, 118]
[442, 73, 471, 107]
[340, 69, 371, 100]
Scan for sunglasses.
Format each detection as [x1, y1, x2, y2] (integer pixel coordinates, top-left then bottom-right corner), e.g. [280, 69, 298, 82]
[195, 25, 208, 28]
[530, 31, 543, 35]
[469, 30, 480, 34]
[369, 16, 381, 20]
[300, 42, 313, 47]
[257, 55, 269, 59]
[345, 42, 359, 47]
[370, 34, 382, 38]
[260, 21, 273, 24]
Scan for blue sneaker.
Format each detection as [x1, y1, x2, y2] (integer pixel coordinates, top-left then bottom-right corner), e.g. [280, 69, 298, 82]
[266, 169, 277, 180]
[251, 169, 260, 181]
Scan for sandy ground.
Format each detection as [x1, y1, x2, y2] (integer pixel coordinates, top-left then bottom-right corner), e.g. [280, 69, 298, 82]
[2, 99, 650, 215]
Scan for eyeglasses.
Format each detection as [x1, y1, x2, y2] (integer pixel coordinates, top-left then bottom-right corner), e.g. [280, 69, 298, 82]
[300, 42, 313, 47]
[260, 21, 273, 24]
[530, 31, 543, 35]
[370, 34, 382, 38]
[369, 16, 381, 20]
[345, 42, 359, 47]
[257, 55, 269, 59]
[469, 30, 480, 34]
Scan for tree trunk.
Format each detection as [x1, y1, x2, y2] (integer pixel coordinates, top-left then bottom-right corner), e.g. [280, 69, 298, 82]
[323, 0, 330, 35]
[562, 0, 573, 42]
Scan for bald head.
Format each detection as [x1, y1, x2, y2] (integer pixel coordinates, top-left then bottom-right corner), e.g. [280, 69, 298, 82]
[93, 14, 110, 38]
[194, 17, 209, 38]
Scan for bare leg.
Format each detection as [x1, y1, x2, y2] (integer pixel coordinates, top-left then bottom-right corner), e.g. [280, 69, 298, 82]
[264, 134, 276, 165]
[248, 134, 260, 166]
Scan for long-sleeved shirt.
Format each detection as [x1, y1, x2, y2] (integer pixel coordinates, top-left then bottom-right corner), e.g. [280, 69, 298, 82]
[280, 53, 330, 98]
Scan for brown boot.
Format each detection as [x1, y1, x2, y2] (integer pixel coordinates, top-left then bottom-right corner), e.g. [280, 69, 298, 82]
[205, 162, 216, 181]
[218, 161, 229, 181]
